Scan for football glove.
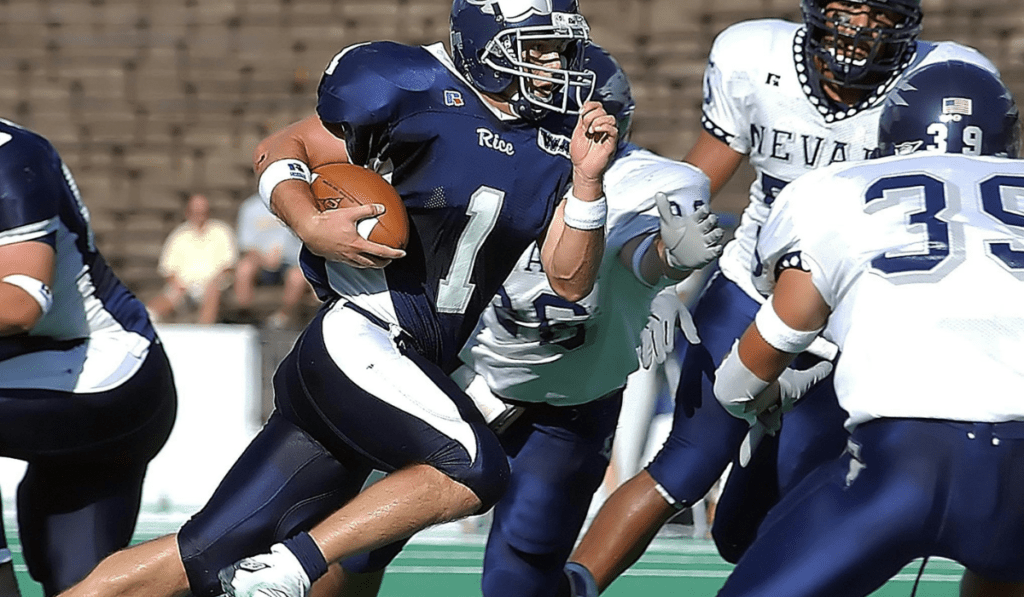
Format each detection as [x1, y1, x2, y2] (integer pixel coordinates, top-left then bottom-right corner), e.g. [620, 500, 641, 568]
[655, 193, 724, 271]
[730, 358, 834, 467]
[637, 284, 700, 369]
[219, 543, 310, 597]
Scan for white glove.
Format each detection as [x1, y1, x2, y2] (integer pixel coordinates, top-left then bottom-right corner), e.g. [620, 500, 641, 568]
[637, 284, 699, 369]
[219, 543, 311, 597]
[655, 193, 725, 271]
[736, 360, 834, 467]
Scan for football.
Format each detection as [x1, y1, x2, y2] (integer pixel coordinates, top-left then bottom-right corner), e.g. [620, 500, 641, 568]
[310, 162, 409, 250]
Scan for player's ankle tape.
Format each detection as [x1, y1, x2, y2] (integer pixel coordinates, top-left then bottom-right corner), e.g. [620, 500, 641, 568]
[283, 532, 329, 582]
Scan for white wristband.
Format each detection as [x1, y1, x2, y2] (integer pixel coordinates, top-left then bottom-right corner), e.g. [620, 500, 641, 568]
[2, 274, 53, 315]
[714, 340, 769, 425]
[258, 159, 312, 207]
[563, 191, 607, 230]
[754, 296, 822, 354]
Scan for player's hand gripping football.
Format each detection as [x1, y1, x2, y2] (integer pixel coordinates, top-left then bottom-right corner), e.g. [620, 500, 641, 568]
[655, 194, 725, 271]
[297, 203, 406, 268]
[569, 101, 619, 199]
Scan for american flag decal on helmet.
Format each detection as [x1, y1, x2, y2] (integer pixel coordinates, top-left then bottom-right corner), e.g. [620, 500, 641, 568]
[942, 97, 972, 116]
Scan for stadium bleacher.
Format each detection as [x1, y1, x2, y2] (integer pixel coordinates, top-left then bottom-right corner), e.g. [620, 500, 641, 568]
[1, 0, 1021, 317]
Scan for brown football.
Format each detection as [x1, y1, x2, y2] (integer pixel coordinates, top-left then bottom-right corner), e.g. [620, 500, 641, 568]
[310, 162, 409, 250]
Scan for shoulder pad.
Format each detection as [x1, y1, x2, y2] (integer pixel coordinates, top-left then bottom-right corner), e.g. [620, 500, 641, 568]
[0, 124, 65, 234]
[317, 41, 448, 125]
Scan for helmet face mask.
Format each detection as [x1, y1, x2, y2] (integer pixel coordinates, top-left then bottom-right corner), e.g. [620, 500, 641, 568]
[450, 0, 595, 119]
[802, 0, 922, 92]
[877, 60, 1021, 159]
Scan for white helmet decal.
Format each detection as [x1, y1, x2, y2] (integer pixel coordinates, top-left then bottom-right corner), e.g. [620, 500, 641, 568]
[467, 0, 553, 21]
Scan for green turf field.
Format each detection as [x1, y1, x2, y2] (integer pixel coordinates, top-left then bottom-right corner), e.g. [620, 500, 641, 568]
[6, 515, 964, 597]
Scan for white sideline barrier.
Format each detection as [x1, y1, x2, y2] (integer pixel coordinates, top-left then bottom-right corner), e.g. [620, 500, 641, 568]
[0, 324, 263, 515]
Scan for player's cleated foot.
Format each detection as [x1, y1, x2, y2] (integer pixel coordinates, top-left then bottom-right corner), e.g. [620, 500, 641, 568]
[218, 544, 311, 597]
[564, 562, 599, 597]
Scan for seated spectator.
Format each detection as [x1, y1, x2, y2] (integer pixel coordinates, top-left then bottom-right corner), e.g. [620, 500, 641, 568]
[233, 193, 308, 328]
[147, 193, 236, 324]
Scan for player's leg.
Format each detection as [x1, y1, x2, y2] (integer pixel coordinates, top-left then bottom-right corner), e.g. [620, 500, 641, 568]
[61, 327, 367, 597]
[325, 516, 409, 597]
[718, 421, 932, 597]
[18, 459, 148, 596]
[60, 411, 361, 597]
[942, 421, 1024, 594]
[311, 564, 384, 597]
[568, 273, 755, 593]
[721, 418, 1024, 597]
[223, 302, 510, 584]
[57, 534, 189, 597]
[3, 342, 177, 596]
[708, 432, 779, 563]
[772, 353, 847, 495]
[961, 570, 1024, 597]
[482, 393, 621, 597]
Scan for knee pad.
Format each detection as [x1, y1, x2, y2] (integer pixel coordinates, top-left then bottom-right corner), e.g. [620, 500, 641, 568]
[429, 424, 510, 512]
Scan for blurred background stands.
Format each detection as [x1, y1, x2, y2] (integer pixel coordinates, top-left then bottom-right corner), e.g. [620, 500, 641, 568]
[0, 0, 1020, 319]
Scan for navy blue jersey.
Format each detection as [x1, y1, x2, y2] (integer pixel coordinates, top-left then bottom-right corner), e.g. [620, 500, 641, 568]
[0, 119, 154, 362]
[303, 42, 577, 370]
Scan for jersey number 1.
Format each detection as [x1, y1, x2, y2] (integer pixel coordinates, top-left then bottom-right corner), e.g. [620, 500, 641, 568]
[437, 186, 505, 314]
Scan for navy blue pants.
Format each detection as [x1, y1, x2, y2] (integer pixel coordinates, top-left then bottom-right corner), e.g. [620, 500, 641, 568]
[343, 390, 622, 597]
[645, 272, 847, 562]
[0, 341, 176, 596]
[719, 418, 1024, 596]
[179, 302, 509, 597]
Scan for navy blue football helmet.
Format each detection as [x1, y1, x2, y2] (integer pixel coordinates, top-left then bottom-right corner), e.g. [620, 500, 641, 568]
[877, 60, 1020, 158]
[584, 44, 634, 150]
[450, 0, 595, 119]
[802, 0, 922, 91]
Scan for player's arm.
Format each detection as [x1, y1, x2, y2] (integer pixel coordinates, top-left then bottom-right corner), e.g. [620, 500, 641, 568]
[253, 114, 405, 268]
[0, 241, 55, 336]
[540, 101, 618, 302]
[620, 196, 724, 286]
[620, 233, 688, 284]
[683, 130, 745, 196]
[714, 268, 832, 424]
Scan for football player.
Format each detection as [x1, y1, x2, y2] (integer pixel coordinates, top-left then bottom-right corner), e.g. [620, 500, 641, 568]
[714, 59, 1024, 597]
[305, 44, 724, 597]
[57, 2, 618, 597]
[566, 0, 1004, 593]
[0, 119, 177, 596]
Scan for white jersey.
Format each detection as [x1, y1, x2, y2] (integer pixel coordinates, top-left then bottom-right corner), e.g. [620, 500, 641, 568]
[460, 147, 710, 405]
[702, 19, 998, 301]
[755, 153, 1024, 430]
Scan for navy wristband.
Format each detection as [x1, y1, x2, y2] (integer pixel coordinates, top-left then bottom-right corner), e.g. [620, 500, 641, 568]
[282, 532, 329, 582]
